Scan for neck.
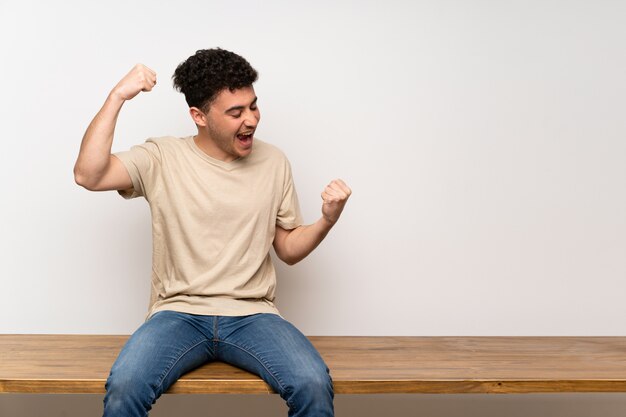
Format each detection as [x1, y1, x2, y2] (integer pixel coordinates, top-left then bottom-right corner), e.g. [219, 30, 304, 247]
[193, 133, 237, 163]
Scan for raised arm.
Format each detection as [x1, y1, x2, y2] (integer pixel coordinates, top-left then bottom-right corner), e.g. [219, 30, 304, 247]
[73, 64, 157, 191]
[273, 179, 352, 265]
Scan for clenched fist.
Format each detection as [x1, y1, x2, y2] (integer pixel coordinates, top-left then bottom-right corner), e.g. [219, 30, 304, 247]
[111, 64, 157, 101]
[321, 179, 352, 224]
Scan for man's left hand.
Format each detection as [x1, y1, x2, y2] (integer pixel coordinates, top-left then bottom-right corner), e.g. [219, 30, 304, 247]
[321, 179, 352, 224]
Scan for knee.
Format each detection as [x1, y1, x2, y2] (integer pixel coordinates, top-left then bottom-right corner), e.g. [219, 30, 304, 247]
[291, 366, 334, 398]
[104, 370, 157, 415]
[284, 368, 334, 417]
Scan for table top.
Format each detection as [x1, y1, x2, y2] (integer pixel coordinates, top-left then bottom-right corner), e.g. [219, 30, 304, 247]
[2, 335, 626, 394]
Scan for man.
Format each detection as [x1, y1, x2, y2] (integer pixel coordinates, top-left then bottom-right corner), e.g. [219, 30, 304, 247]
[74, 48, 351, 417]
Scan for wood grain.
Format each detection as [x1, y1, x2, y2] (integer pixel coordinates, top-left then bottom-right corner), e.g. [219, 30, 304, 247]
[1, 335, 626, 394]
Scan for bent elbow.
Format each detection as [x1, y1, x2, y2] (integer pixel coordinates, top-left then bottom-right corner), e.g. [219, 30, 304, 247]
[282, 254, 302, 266]
[73, 170, 97, 191]
[74, 172, 86, 188]
[275, 251, 298, 266]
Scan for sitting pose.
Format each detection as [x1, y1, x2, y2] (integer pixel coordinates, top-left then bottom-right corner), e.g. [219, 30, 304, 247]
[74, 48, 351, 417]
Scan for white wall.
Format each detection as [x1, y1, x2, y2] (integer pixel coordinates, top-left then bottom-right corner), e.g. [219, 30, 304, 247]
[1, 0, 625, 415]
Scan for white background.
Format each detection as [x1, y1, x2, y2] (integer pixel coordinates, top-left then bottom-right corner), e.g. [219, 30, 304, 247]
[1, 0, 625, 415]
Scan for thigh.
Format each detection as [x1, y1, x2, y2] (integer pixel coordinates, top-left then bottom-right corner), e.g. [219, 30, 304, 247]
[107, 311, 214, 395]
[216, 313, 331, 394]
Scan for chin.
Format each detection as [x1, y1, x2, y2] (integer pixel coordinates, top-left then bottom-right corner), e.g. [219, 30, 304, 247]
[239, 149, 253, 158]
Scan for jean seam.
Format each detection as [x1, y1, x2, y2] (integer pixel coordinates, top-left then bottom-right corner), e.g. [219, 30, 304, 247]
[217, 339, 290, 397]
[213, 316, 218, 354]
[156, 338, 207, 394]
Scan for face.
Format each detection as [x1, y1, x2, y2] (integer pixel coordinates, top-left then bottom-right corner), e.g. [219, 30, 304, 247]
[191, 86, 261, 162]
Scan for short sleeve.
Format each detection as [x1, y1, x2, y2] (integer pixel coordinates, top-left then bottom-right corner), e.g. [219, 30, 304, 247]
[112, 139, 161, 200]
[276, 159, 303, 230]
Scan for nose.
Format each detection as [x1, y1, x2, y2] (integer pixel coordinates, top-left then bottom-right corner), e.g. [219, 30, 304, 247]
[243, 109, 260, 127]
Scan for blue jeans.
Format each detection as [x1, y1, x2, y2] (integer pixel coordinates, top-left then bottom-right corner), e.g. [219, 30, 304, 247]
[103, 311, 334, 417]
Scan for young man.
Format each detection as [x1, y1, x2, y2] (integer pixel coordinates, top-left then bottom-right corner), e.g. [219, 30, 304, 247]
[74, 48, 351, 417]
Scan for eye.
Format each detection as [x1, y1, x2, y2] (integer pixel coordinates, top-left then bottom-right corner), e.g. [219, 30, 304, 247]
[250, 104, 258, 111]
[231, 112, 242, 118]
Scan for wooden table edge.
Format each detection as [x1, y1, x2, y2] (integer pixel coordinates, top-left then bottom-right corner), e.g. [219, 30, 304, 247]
[3, 379, 626, 394]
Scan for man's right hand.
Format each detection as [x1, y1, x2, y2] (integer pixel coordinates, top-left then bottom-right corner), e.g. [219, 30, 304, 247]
[111, 64, 157, 101]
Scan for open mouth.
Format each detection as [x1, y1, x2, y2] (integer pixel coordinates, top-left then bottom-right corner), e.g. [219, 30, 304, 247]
[236, 132, 253, 147]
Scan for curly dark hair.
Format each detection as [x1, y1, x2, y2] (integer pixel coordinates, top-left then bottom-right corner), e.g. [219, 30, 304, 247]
[172, 48, 258, 111]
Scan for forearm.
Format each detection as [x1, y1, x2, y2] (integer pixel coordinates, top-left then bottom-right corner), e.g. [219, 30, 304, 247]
[74, 63, 156, 186]
[74, 91, 125, 185]
[279, 217, 335, 265]
[274, 179, 352, 265]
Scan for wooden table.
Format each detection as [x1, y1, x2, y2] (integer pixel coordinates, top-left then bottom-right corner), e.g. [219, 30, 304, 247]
[1, 335, 626, 394]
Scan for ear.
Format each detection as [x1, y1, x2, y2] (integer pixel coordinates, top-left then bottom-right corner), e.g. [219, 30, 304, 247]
[189, 107, 207, 127]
